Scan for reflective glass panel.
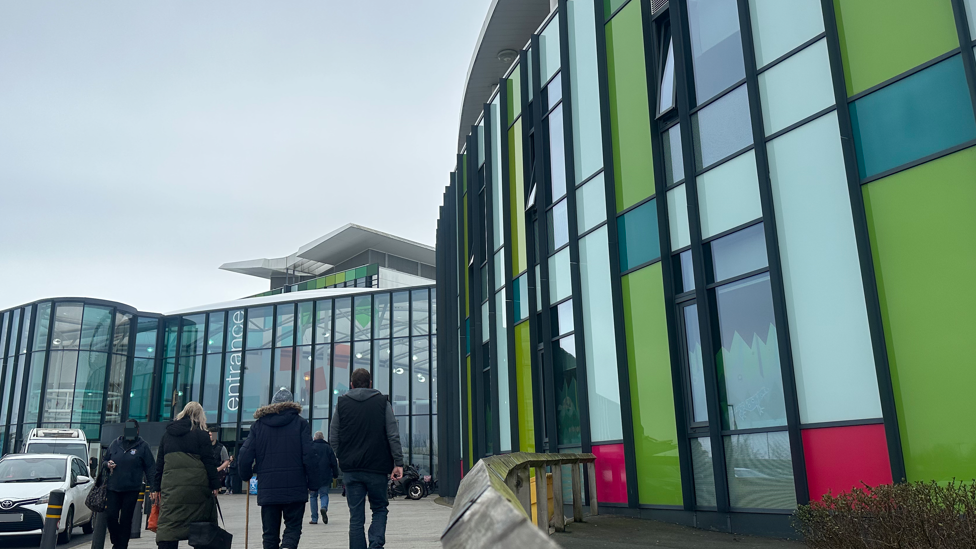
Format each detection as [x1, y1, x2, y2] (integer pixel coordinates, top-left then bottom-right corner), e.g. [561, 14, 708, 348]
[491, 97, 505, 248]
[549, 105, 567, 202]
[758, 40, 834, 136]
[52, 303, 83, 350]
[687, 0, 745, 104]
[617, 199, 660, 271]
[540, 15, 561, 84]
[333, 343, 351, 408]
[968, 0, 976, 37]
[354, 296, 372, 340]
[579, 226, 623, 442]
[296, 346, 311, 414]
[663, 124, 685, 186]
[749, 0, 824, 67]
[481, 302, 489, 344]
[725, 432, 797, 509]
[33, 303, 51, 352]
[767, 112, 881, 423]
[714, 273, 787, 430]
[393, 292, 410, 337]
[353, 341, 370, 373]
[554, 335, 581, 446]
[494, 250, 506, 291]
[549, 248, 572, 303]
[392, 339, 409, 415]
[667, 184, 691, 250]
[374, 294, 391, 340]
[273, 347, 293, 394]
[296, 302, 313, 345]
[697, 150, 762, 239]
[659, 38, 675, 114]
[678, 250, 696, 293]
[850, 55, 976, 179]
[710, 223, 768, 283]
[548, 199, 570, 251]
[569, 0, 604, 183]
[334, 298, 352, 342]
[207, 312, 225, 354]
[514, 274, 530, 323]
[576, 173, 607, 234]
[246, 307, 273, 349]
[275, 305, 294, 347]
[552, 299, 575, 337]
[693, 85, 753, 171]
[547, 74, 563, 110]
[683, 305, 708, 423]
[175, 354, 203, 411]
[373, 339, 390, 396]
[495, 291, 511, 452]
[315, 301, 332, 344]
[311, 344, 331, 419]
[242, 349, 271, 417]
[135, 317, 158, 358]
[180, 314, 206, 356]
[691, 437, 717, 507]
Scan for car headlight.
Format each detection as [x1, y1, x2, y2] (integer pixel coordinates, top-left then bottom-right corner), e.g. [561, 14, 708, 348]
[37, 494, 50, 505]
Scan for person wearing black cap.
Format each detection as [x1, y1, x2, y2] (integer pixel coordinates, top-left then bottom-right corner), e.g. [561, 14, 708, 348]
[103, 419, 155, 549]
[238, 388, 313, 549]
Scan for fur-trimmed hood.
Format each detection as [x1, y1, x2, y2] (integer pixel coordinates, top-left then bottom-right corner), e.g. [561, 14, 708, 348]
[253, 401, 303, 421]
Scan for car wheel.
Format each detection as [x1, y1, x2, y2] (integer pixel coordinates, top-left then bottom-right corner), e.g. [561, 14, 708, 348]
[58, 507, 74, 544]
[407, 482, 424, 500]
[81, 512, 94, 535]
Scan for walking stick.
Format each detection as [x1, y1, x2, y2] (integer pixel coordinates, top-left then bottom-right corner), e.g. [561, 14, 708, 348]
[245, 488, 250, 549]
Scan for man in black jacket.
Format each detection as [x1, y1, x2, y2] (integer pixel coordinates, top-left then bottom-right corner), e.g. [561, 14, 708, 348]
[238, 389, 312, 549]
[330, 369, 403, 549]
[307, 431, 338, 525]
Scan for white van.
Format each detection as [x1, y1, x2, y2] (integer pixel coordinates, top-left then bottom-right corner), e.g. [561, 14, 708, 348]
[22, 429, 90, 463]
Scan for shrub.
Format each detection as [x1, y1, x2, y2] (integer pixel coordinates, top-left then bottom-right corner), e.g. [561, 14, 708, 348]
[794, 480, 976, 548]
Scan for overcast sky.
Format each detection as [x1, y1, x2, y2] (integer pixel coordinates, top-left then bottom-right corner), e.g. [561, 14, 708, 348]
[0, 0, 490, 313]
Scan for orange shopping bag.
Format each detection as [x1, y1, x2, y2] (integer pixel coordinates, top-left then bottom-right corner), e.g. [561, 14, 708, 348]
[147, 503, 160, 532]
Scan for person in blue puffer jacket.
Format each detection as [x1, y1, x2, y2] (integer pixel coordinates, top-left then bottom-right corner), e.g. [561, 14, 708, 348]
[238, 388, 313, 549]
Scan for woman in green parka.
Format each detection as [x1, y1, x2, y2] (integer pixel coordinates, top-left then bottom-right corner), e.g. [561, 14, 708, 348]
[151, 402, 221, 549]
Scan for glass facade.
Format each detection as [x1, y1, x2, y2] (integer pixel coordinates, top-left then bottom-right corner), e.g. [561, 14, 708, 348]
[0, 287, 438, 479]
[436, 0, 976, 535]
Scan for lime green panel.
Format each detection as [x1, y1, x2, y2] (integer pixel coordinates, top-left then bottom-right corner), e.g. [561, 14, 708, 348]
[863, 148, 976, 483]
[515, 322, 536, 452]
[833, 0, 959, 96]
[604, 0, 629, 20]
[622, 264, 683, 505]
[606, 0, 655, 212]
[467, 357, 474, 467]
[335, 272, 345, 284]
[326, 275, 336, 286]
[507, 64, 522, 126]
[509, 120, 528, 276]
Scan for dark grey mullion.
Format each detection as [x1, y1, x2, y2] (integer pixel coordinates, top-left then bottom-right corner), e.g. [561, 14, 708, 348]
[670, 0, 731, 513]
[98, 307, 118, 426]
[171, 317, 184, 420]
[483, 101, 504, 455]
[453, 167, 470, 472]
[952, 0, 976, 120]
[639, 1, 696, 511]
[214, 311, 227, 426]
[1, 312, 19, 451]
[234, 308, 249, 451]
[819, 0, 906, 483]
[149, 318, 166, 423]
[531, 35, 559, 456]
[10, 305, 38, 447]
[468, 132, 488, 461]
[735, 0, 810, 506]
[499, 77, 522, 451]
[556, 0, 594, 463]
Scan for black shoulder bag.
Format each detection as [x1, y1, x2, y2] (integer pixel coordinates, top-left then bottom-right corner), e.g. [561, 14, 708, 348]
[188, 496, 233, 549]
[85, 466, 110, 513]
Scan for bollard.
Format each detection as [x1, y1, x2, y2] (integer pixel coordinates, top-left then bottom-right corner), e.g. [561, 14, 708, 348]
[39, 490, 65, 549]
[90, 512, 109, 549]
[131, 488, 145, 538]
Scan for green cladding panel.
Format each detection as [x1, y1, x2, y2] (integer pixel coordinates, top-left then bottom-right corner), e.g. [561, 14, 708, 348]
[510, 121, 528, 276]
[622, 264, 683, 505]
[515, 321, 535, 452]
[606, 1, 655, 212]
[833, 0, 960, 96]
[863, 148, 976, 484]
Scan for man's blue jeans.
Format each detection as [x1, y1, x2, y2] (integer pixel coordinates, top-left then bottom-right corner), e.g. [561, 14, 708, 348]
[309, 486, 330, 523]
[344, 471, 389, 549]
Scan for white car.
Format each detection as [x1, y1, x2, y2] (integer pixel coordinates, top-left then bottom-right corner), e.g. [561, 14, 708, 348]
[0, 454, 94, 544]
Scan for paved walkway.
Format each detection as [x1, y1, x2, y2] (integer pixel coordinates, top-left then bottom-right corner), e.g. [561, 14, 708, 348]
[553, 514, 804, 549]
[77, 492, 450, 549]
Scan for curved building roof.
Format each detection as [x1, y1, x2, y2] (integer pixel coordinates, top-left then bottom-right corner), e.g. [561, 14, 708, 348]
[457, 0, 552, 151]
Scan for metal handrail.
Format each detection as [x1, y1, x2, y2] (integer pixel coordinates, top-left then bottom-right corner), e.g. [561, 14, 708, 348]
[441, 452, 598, 549]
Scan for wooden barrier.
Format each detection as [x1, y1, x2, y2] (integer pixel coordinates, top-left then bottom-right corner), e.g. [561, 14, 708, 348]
[441, 452, 598, 549]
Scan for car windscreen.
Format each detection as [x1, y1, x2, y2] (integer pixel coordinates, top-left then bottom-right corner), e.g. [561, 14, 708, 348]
[25, 442, 88, 461]
[0, 458, 66, 483]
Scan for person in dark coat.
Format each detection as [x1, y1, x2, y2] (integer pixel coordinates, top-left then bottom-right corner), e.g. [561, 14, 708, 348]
[330, 369, 403, 549]
[307, 431, 339, 525]
[151, 402, 221, 549]
[104, 419, 155, 549]
[224, 455, 239, 495]
[238, 388, 312, 549]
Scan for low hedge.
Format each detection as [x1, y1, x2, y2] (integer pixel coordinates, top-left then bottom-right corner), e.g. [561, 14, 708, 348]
[794, 480, 976, 548]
